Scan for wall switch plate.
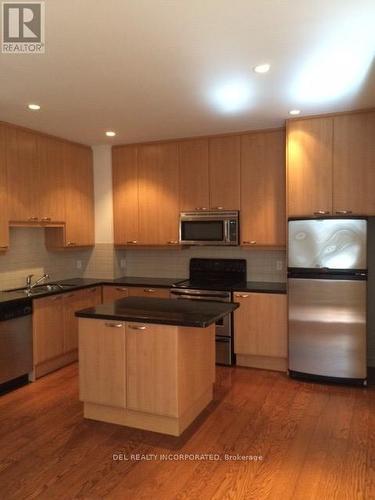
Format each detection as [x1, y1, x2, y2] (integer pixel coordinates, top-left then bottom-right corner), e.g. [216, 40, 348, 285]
[276, 260, 283, 271]
[76, 260, 82, 270]
[120, 259, 126, 269]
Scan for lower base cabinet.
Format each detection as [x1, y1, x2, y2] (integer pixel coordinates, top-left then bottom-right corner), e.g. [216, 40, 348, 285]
[127, 287, 170, 299]
[33, 286, 102, 378]
[102, 286, 129, 303]
[234, 292, 287, 372]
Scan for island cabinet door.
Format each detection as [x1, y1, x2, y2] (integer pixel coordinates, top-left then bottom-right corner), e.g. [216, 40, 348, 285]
[79, 319, 126, 408]
[126, 323, 179, 417]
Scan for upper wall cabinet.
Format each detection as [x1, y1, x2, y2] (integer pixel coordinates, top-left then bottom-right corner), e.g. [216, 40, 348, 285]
[179, 139, 209, 211]
[287, 110, 375, 217]
[0, 124, 9, 250]
[138, 143, 179, 246]
[333, 112, 375, 216]
[241, 130, 286, 247]
[287, 117, 333, 217]
[209, 136, 241, 210]
[112, 146, 139, 245]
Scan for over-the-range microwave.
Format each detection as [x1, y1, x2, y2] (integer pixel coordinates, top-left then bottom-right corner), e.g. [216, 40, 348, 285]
[179, 211, 239, 246]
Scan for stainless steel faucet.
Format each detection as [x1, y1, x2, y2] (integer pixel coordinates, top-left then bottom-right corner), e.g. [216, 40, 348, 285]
[26, 273, 50, 293]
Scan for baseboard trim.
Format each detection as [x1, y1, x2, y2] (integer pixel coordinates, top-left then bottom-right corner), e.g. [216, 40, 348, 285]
[236, 354, 287, 372]
[34, 350, 78, 379]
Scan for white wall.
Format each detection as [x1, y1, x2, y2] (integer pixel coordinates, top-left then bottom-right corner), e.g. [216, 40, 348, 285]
[92, 145, 114, 244]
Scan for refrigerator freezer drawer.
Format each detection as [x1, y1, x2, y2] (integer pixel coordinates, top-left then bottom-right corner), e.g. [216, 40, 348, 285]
[288, 278, 366, 379]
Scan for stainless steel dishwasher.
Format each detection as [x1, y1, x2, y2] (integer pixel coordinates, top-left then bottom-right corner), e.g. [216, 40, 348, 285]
[0, 299, 33, 391]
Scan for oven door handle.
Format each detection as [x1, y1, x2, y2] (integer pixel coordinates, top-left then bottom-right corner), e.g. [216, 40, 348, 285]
[224, 220, 230, 243]
[170, 291, 230, 300]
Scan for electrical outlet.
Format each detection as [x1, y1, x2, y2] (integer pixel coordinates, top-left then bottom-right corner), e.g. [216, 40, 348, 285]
[120, 258, 126, 269]
[276, 260, 283, 271]
[76, 260, 82, 270]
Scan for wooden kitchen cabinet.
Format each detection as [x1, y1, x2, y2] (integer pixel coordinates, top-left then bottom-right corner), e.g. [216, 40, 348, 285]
[333, 111, 375, 215]
[0, 124, 9, 250]
[287, 117, 333, 217]
[209, 136, 241, 210]
[138, 143, 180, 245]
[36, 135, 65, 222]
[63, 286, 102, 353]
[102, 285, 129, 303]
[127, 287, 170, 299]
[6, 126, 39, 222]
[234, 292, 287, 371]
[126, 323, 178, 416]
[241, 130, 286, 247]
[79, 318, 126, 408]
[179, 139, 210, 211]
[112, 145, 139, 245]
[33, 294, 65, 366]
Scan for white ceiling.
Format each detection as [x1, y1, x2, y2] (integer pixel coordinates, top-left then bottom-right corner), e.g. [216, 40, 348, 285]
[0, 0, 374, 145]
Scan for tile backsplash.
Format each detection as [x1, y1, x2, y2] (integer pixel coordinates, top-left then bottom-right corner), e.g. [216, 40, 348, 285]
[121, 246, 287, 282]
[0, 228, 286, 291]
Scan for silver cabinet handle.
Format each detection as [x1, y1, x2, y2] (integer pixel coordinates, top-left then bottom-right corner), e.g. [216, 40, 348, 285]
[115, 287, 128, 291]
[41, 217, 51, 222]
[67, 241, 76, 246]
[128, 325, 147, 330]
[127, 241, 137, 244]
[28, 217, 39, 221]
[212, 206, 224, 210]
[313, 210, 330, 215]
[105, 322, 123, 328]
[144, 288, 156, 293]
[195, 207, 208, 211]
[242, 240, 257, 245]
[167, 241, 178, 244]
[335, 210, 353, 215]
[234, 293, 249, 298]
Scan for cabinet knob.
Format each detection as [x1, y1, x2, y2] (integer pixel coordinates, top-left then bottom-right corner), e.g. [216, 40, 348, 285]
[128, 325, 147, 330]
[41, 217, 51, 222]
[105, 322, 123, 328]
[335, 210, 353, 215]
[313, 211, 330, 215]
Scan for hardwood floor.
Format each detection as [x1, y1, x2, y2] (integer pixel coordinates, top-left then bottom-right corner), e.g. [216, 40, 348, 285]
[0, 364, 374, 499]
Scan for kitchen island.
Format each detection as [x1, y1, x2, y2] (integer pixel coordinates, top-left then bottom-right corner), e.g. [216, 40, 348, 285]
[76, 297, 238, 436]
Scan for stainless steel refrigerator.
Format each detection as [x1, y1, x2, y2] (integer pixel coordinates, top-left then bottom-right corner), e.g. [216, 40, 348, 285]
[288, 218, 367, 384]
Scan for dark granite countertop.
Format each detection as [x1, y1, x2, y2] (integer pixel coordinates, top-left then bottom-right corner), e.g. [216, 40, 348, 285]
[76, 297, 239, 328]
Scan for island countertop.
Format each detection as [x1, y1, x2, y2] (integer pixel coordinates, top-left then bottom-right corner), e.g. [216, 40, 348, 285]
[76, 296, 239, 328]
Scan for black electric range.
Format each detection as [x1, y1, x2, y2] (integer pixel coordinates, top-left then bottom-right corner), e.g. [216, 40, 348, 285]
[171, 258, 247, 365]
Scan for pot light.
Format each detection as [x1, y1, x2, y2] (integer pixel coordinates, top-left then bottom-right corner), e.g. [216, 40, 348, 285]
[28, 103, 40, 110]
[105, 131, 116, 137]
[253, 63, 270, 74]
[289, 109, 301, 116]
[210, 79, 252, 113]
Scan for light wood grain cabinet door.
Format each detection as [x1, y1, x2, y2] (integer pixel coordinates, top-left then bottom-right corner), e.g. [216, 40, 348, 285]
[333, 112, 375, 216]
[179, 139, 209, 211]
[234, 292, 287, 358]
[127, 287, 170, 298]
[112, 146, 139, 245]
[63, 143, 95, 247]
[0, 124, 9, 249]
[241, 130, 286, 247]
[79, 318, 126, 408]
[102, 286, 129, 303]
[209, 136, 240, 210]
[33, 295, 65, 364]
[287, 118, 333, 217]
[6, 126, 39, 222]
[36, 135, 65, 222]
[126, 323, 178, 417]
[138, 143, 179, 245]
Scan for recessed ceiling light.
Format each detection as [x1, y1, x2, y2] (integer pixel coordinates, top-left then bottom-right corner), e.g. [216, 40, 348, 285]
[289, 109, 301, 115]
[28, 103, 40, 110]
[253, 63, 271, 74]
[105, 131, 116, 137]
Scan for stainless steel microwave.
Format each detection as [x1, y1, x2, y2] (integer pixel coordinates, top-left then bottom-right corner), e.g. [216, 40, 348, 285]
[179, 211, 239, 246]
